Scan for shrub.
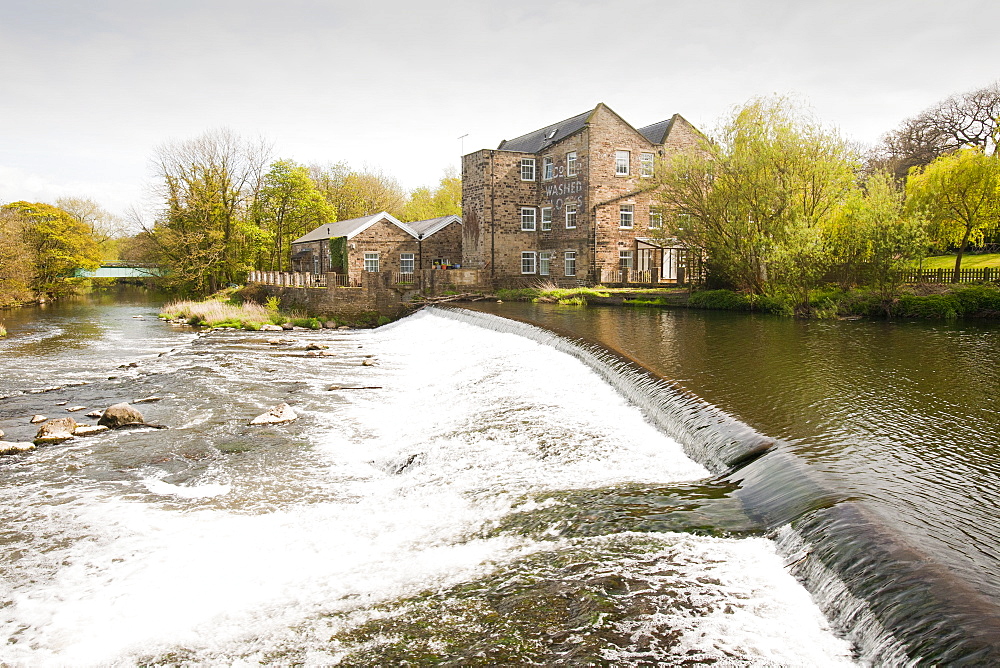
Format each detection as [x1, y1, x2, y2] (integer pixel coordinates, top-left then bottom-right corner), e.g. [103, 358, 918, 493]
[689, 289, 753, 310]
[289, 317, 322, 330]
[892, 294, 961, 319]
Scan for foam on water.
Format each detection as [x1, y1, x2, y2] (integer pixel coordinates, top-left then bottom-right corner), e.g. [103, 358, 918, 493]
[0, 308, 853, 665]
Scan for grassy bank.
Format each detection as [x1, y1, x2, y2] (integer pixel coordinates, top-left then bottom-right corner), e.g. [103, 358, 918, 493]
[686, 283, 1000, 319]
[920, 254, 1000, 270]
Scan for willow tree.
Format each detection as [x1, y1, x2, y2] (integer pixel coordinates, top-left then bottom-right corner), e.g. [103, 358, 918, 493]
[825, 172, 927, 301]
[150, 128, 271, 294]
[657, 96, 858, 305]
[906, 148, 1000, 281]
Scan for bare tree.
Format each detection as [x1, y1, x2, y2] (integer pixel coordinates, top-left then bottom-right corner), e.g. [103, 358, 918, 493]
[874, 81, 1000, 180]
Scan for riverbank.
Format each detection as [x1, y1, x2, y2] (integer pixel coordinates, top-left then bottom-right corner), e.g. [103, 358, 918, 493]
[494, 283, 1000, 320]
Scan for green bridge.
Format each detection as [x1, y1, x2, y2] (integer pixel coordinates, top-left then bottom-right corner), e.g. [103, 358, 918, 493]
[75, 263, 164, 278]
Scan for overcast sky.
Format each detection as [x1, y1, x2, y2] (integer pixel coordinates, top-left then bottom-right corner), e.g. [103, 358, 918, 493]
[2, 0, 998, 221]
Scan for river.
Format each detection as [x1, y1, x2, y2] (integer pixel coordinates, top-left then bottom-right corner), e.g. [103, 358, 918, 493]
[0, 290, 997, 665]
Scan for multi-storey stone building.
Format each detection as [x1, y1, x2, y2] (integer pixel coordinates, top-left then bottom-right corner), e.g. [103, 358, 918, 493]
[461, 103, 702, 284]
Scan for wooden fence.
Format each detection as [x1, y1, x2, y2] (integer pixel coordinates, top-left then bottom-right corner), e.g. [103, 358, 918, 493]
[247, 271, 361, 288]
[903, 267, 999, 284]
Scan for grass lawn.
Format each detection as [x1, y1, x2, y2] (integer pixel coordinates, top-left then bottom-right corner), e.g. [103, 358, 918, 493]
[919, 253, 1000, 270]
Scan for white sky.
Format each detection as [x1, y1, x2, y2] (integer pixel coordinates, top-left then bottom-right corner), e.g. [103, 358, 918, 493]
[2, 0, 998, 221]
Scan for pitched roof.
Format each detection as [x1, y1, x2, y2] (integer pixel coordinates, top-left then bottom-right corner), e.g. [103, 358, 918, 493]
[408, 214, 461, 238]
[291, 212, 414, 244]
[291, 212, 461, 244]
[497, 104, 683, 154]
[497, 107, 594, 153]
[636, 116, 676, 145]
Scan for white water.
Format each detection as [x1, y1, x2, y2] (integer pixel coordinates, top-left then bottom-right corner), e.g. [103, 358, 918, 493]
[0, 309, 854, 665]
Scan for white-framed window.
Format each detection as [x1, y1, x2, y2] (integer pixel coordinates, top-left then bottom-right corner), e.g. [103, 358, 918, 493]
[565, 204, 578, 229]
[521, 251, 537, 274]
[564, 251, 576, 276]
[640, 152, 655, 177]
[615, 150, 630, 176]
[539, 251, 552, 276]
[619, 204, 634, 228]
[520, 158, 536, 181]
[650, 206, 663, 229]
[566, 151, 577, 176]
[542, 157, 554, 180]
[399, 252, 414, 273]
[541, 207, 552, 231]
[619, 250, 633, 269]
[520, 207, 537, 231]
[363, 252, 380, 272]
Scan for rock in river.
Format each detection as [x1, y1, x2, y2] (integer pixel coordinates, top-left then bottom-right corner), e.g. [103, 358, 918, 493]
[249, 403, 298, 425]
[98, 403, 145, 429]
[34, 417, 78, 445]
[0, 441, 36, 455]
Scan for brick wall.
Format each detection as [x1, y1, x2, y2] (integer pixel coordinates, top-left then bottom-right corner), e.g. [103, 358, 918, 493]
[345, 220, 419, 279]
[419, 219, 463, 268]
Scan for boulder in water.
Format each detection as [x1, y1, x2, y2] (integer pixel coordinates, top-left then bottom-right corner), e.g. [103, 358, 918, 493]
[34, 417, 78, 444]
[0, 441, 35, 455]
[249, 403, 297, 425]
[29, 414, 47, 424]
[98, 403, 145, 429]
[305, 343, 328, 350]
[260, 324, 283, 331]
[133, 396, 162, 404]
[66, 406, 87, 412]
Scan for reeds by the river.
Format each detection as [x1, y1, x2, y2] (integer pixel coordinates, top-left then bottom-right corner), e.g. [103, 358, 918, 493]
[160, 299, 274, 330]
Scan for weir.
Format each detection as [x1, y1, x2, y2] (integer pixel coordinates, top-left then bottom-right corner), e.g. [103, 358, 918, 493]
[432, 305, 1000, 665]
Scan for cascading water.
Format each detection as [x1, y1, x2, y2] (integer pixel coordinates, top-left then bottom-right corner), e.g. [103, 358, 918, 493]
[0, 301, 857, 666]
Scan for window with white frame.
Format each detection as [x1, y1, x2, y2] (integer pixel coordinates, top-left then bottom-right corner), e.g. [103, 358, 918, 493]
[564, 251, 576, 276]
[615, 150, 630, 176]
[539, 251, 551, 276]
[521, 251, 537, 274]
[619, 204, 634, 228]
[541, 207, 552, 231]
[364, 252, 380, 272]
[542, 157, 554, 180]
[649, 206, 663, 229]
[399, 252, 414, 273]
[566, 151, 577, 176]
[565, 204, 577, 229]
[640, 152, 654, 177]
[520, 207, 537, 231]
[520, 158, 536, 181]
[619, 250, 633, 269]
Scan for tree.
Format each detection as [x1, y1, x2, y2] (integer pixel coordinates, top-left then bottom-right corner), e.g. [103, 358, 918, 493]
[906, 148, 1000, 280]
[874, 81, 1000, 180]
[399, 168, 462, 222]
[1, 201, 101, 298]
[253, 159, 335, 271]
[150, 128, 271, 294]
[825, 172, 927, 301]
[0, 207, 35, 306]
[56, 196, 125, 262]
[309, 163, 407, 220]
[657, 96, 858, 305]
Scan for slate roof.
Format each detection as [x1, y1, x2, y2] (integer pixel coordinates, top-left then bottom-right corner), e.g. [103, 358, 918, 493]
[408, 214, 461, 238]
[637, 116, 676, 145]
[291, 212, 461, 244]
[497, 108, 594, 153]
[497, 104, 681, 154]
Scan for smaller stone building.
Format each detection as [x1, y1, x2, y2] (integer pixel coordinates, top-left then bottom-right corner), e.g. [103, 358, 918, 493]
[290, 212, 462, 280]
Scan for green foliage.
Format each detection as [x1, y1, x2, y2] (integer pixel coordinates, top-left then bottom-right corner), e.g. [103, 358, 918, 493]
[289, 317, 322, 329]
[906, 148, 1000, 279]
[399, 168, 462, 222]
[495, 288, 541, 301]
[826, 172, 927, 299]
[0, 201, 101, 300]
[265, 295, 281, 312]
[310, 163, 407, 221]
[658, 96, 858, 303]
[328, 236, 347, 274]
[0, 323, 6, 337]
[253, 159, 335, 271]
